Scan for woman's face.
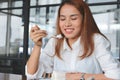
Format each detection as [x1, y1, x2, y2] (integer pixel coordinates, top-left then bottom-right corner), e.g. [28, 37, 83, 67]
[59, 4, 83, 40]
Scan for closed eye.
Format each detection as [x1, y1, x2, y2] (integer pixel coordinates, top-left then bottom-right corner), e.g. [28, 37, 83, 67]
[60, 18, 65, 21]
[71, 17, 77, 20]
[71, 15, 78, 20]
[59, 15, 66, 21]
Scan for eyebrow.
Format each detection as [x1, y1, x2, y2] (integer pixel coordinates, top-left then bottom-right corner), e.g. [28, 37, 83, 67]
[70, 14, 79, 17]
[60, 14, 79, 17]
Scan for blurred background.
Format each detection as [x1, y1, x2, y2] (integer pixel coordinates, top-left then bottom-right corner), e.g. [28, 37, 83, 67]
[0, 0, 120, 80]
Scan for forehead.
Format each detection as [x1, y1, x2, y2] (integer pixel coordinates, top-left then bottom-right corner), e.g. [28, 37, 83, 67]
[60, 4, 80, 15]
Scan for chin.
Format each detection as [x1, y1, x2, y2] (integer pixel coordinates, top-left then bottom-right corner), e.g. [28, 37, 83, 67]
[65, 35, 74, 39]
[65, 35, 80, 40]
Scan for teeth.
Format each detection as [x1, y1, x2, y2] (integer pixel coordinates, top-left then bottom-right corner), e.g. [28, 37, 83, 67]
[65, 29, 73, 32]
[66, 29, 73, 32]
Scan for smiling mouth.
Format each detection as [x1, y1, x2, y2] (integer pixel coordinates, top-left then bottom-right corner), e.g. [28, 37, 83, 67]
[65, 28, 74, 34]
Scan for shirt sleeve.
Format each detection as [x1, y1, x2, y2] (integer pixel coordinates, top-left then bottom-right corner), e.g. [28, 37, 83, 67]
[25, 38, 55, 80]
[25, 62, 45, 80]
[94, 34, 120, 79]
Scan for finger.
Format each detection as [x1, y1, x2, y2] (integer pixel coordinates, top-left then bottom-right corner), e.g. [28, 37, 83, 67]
[32, 35, 44, 43]
[31, 25, 40, 32]
[31, 30, 47, 38]
[31, 33, 47, 40]
[30, 34, 44, 42]
[33, 30, 47, 35]
[33, 25, 40, 30]
[66, 73, 81, 80]
[31, 33, 47, 41]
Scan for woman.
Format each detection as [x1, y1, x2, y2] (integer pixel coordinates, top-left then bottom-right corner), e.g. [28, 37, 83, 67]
[26, 0, 120, 80]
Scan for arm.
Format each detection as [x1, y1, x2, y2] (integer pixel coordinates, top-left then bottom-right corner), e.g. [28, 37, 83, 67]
[66, 73, 112, 80]
[26, 25, 47, 74]
[27, 45, 41, 74]
[66, 34, 120, 80]
[93, 34, 120, 79]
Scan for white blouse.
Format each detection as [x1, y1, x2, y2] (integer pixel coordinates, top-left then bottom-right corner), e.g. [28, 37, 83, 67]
[26, 34, 120, 79]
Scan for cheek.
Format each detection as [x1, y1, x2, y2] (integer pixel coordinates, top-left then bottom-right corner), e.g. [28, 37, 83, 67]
[74, 24, 81, 33]
[59, 21, 64, 26]
[75, 21, 82, 30]
[76, 27, 81, 33]
[59, 21, 65, 30]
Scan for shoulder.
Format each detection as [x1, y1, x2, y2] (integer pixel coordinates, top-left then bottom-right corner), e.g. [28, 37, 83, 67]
[93, 33, 112, 57]
[93, 33, 106, 40]
[93, 33, 111, 50]
[93, 33, 110, 45]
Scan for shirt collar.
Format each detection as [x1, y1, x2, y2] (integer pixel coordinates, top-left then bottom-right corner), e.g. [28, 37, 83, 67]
[63, 38, 71, 51]
[63, 37, 81, 51]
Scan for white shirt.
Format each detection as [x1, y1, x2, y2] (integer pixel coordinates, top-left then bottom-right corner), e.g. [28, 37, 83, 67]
[26, 34, 120, 79]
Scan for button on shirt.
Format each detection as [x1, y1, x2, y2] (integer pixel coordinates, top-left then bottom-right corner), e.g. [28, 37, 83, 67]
[26, 34, 120, 79]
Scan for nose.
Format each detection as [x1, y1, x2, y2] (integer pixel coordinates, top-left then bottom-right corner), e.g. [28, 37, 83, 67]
[65, 20, 72, 27]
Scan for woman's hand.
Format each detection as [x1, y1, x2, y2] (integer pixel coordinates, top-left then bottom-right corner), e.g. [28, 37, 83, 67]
[66, 72, 112, 80]
[66, 72, 81, 80]
[30, 25, 47, 46]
